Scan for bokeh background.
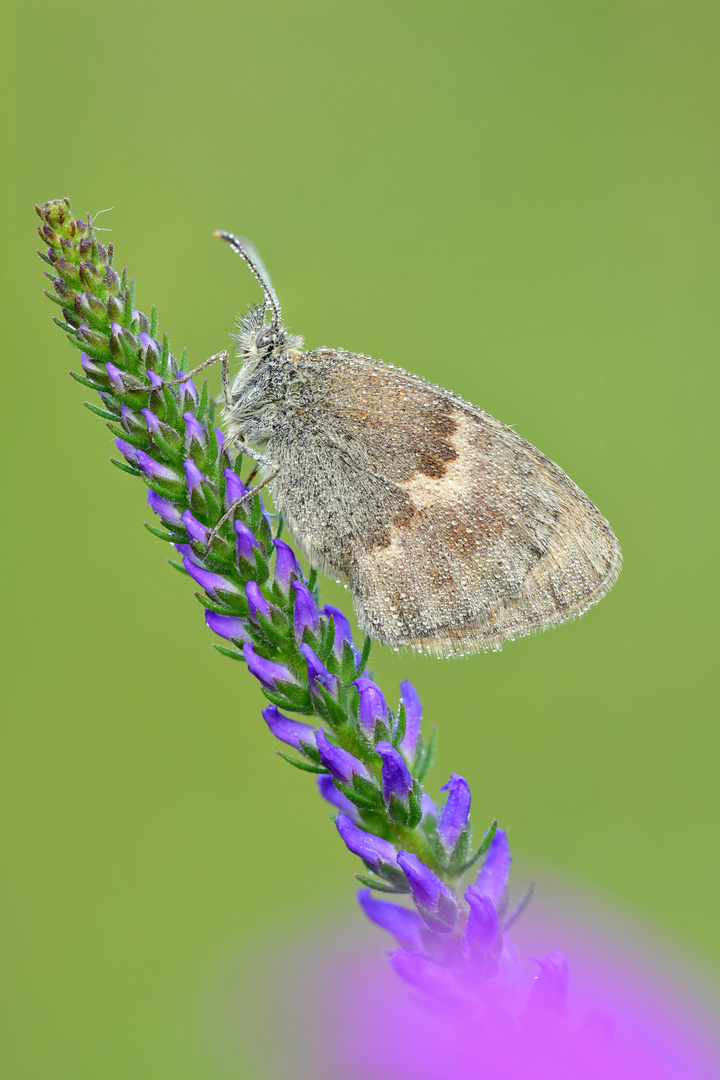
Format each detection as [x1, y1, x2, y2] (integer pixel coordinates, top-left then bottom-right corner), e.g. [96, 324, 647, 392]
[2, 1, 718, 1077]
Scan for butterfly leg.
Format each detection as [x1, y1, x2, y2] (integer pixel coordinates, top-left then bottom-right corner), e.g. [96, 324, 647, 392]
[204, 464, 280, 551]
[163, 350, 228, 386]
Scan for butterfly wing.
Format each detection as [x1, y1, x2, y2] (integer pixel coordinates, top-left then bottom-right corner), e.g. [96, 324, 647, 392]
[266, 350, 621, 655]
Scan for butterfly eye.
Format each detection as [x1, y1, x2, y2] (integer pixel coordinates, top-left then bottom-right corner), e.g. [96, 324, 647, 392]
[256, 328, 277, 351]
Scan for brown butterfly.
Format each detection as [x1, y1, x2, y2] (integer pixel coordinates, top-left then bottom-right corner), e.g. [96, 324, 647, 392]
[213, 232, 621, 657]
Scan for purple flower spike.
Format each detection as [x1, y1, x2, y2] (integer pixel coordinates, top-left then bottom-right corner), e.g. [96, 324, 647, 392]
[183, 557, 239, 600]
[272, 539, 299, 595]
[235, 521, 261, 565]
[243, 643, 299, 692]
[475, 828, 512, 905]
[464, 885, 503, 976]
[204, 609, 249, 643]
[376, 741, 414, 806]
[335, 813, 398, 872]
[183, 411, 206, 456]
[358, 890, 426, 952]
[437, 774, 471, 856]
[322, 605, 357, 659]
[301, 644, 339, 700]
[223, 468, 247, 509]
[245, 580, 272, 623]
[292, 581, 320, 640]
[316, 775, 358, 818]
[397, 851, 458, 932]
[389, 950, 463, 1004]
[399, 680, 422, 759]
[115, 437, 139, 465]
[147, 489, 183, 528]
[181, 509, 208, 544]
[352, 678, 389, 740]
[316, 731, 368, 785]
[136, 449, 181, 484]
[262, 705, 317, 750]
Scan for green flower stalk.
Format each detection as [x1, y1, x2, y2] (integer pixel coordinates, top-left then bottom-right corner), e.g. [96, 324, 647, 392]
[37, 196, 538, 1003]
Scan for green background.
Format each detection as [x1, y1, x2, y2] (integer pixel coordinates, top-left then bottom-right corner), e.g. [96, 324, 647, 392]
[2, 1, 718, 1076]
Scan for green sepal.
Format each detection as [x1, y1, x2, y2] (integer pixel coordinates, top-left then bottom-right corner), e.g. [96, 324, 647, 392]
[144, 521, 185, 543]
[177, 346, 189, 373]
[277, 752, 329, 774]
[70, 369, 107, 392]
[446, 827, 471, 875]
[106, 421, 146, 447]
[416, 727, 437, 782]
[260, 685, 314, 713]
[193, 591, 244, 616]
[351, 774, 383, 808]
[314, 681, 350, 731]
[53, 316, 78, 335]
[83, 400, 118, 420]
[275, 514, 284, 539]
[168, 559, 190, 575]
[355, 874, 406, 894]
[196, 379, 209, 421]
[149, 305, 159, 337]
[110, 457, 142, 477]
[459, 820, 498, 873]
[252, 608, 291, 647]
[406, 780, 423, 829]
[375, 858, 411, 891]
[387, 794, 410, 827]
[298, 739, 321, 764]
[339, 640, 358, 684]
[213, 644, 245, 662]
[356, 635, 372, 676]
[336, 783, 380, 811]
[315, 615, 336, 666]
[392, 702, 407, 749]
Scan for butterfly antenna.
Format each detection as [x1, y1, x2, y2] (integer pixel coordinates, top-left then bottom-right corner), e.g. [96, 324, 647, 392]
[214, 230, 282, 328]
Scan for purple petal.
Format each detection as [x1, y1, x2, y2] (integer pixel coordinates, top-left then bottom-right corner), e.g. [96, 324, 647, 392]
[464, 886, 503, 976]
[475, 828, 512, 904]
[358, 890, 425, 951]
[301, 644, 339, 699]
[245, 580, 272, 623]
[437, 774, 471, 855]
[136, 449, 180, 483]
[204, 610, 249, 642]
[115, 437, 139, 464]
[141, 408, 162, 435]
[147, 489, 183, 527]
[352, 678, 388, 739]
[223, 468, 247, 509]
[322, 605, 357, 659]
[234, 521, 261, 564]
[316, 775, 358, 818]
[137, 332, 160, 357]
[243, 643, 298, 691]
[181, 509, 208, 543]
[316, 730, 368, 785]
[292, 580, 320, 639]
[183, 458, 207, 495]
[183, 557, 239, 599]
[526, 950, 569, 1020]
[376, 740, 413, 805]
[388, 950, 462, 1003]
[183, 411, 206, 450]
[262, 705, 317, 750]
[272, 539, 300, 595]
[399, 680, 422, 758]
[335, 813, 397, 871]
[397, 851, 458, 932]
[105, 360, 125, 391]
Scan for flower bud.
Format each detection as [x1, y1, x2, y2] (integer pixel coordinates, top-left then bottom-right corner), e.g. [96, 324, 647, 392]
[182, 557, 240, 601]
[322, 604, 357, 660]
[204, 610, 249, 643]
[272, 539, 300, 595]
[376, 740, 414, 807]
[357, 890, 425, 952]
[316, 731, 369, 786]
[292, 580, 320, 641]
[301, 644, 339, 701]
[351, 677, 389, 741]
[475, 829, 511, 904]
[262, 705, 317, 750]
[235, 521, 262, 567]
[399, 680, 422, 759]
[243, 643, 299, 692]
[334, 813, 398, 873]
[245, 580, 272, 624]
[147, 488, 183, 528]
[316, 775, 358, 818]
[397, 851, 458, 932]
[183, 411, 206, 461]
[181, 509, 209, 544]
[437, 774, 471, 858]
[463, 886, 503, 976]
